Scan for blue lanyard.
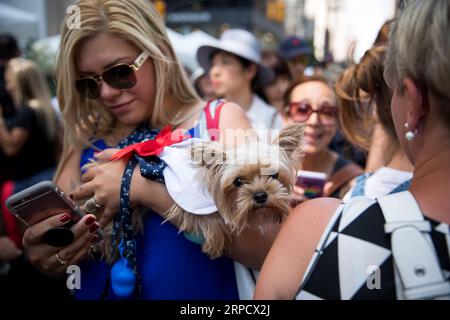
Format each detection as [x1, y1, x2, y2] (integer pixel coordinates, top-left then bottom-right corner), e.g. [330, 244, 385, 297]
[109, 122, 166, 298]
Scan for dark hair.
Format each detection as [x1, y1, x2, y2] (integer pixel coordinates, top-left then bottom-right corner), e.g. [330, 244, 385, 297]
[335, 45, 396, 150]
[235, 55, 259, 92]
[261, 49, 292, 83]
[256, 49, 292, 103]
[0, 34, 20, 61]
[209, 50, 259, 92]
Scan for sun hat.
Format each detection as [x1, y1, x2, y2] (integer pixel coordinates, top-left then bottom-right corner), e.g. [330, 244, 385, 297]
[197, 28, 274, 87]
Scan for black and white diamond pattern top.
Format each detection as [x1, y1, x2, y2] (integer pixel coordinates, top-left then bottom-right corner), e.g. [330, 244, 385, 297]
[295, 197, 450, 300]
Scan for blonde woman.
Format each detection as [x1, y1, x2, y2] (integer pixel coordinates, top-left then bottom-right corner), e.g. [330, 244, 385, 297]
[0, 58, 67, 299]
[255, 0, 450, 300]
[22, 0, 276, 300]
[0, 58, 58, 191]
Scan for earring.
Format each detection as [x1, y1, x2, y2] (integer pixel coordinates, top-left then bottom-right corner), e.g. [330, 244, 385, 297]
[404, 123, 416, 141]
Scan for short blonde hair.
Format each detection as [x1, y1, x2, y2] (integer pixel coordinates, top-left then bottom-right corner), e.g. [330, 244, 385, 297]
[384, 0, 450, 126]
[56, 0, 199, 148]
[6, 58, 57, 141]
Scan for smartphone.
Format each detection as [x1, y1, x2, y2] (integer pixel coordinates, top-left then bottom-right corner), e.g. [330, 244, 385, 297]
[296, 170, 327, 199]
[6, 180, 103, 246]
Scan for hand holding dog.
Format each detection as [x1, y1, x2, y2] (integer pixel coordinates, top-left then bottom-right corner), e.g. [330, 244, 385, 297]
[71, 148, 130, 227]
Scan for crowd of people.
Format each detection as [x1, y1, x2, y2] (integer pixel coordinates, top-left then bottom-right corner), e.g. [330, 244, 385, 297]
[0, 0, 448, 300]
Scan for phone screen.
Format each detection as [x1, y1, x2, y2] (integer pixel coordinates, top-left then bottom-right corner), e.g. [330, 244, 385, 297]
[296, 170, 327, 199]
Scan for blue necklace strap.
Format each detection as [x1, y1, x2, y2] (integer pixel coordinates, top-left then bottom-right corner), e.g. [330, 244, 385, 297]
[109, 122, 168, 298]
[136, 154, 166, 182]
[115, 157, 138, 266]
[109, 155, 139, 298]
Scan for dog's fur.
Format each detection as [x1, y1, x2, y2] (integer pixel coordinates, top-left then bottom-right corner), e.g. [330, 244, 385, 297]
[84, 123, 304, 261]
[163, 123, 304, 258]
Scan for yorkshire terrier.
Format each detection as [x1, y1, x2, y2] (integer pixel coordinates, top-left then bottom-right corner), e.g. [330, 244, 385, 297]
[163, 123, 304, 258]
[81, 123, 304, 261]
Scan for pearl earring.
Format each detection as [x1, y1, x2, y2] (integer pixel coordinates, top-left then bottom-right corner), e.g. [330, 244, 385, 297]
[404, 123, 416, 141]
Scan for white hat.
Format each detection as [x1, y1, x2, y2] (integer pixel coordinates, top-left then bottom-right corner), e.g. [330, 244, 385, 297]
[189, 67, 206, 84]
[197, 29, 274, 87]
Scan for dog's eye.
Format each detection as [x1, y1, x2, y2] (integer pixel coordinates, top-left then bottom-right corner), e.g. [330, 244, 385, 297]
[233, 177, 243, 187]
[270, 173, 279, 180]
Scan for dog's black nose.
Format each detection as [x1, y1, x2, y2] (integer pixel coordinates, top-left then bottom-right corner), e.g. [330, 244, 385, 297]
[253, 191, 268, 204]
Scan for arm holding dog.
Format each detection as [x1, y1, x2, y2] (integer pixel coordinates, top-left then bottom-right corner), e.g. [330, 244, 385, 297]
[72, 103, 288, 269]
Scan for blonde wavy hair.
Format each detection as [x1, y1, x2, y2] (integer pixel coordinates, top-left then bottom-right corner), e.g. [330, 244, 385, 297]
[384, 0, 450, 127]
[6, 58, 57, 141]
[56, 0, 200, 157]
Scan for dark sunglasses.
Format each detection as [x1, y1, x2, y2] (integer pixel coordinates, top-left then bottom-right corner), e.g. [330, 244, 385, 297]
[75, 52, 149, 99]
[289, 100, 338, 125]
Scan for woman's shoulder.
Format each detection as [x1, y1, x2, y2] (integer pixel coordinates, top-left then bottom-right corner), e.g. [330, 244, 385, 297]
[296, 196, 397, 300]
[288, 197, 344, 234]
[218, 101, 253, 131]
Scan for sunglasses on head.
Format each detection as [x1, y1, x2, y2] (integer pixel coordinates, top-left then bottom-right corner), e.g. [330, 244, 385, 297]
[75, 51, 149, 99]
[289, 100, 338, 125]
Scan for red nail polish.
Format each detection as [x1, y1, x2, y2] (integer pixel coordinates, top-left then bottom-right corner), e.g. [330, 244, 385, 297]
[89, 223, 99, 233]
[90, 235, 99, 244]
[59, 213, 72, 223]
[85, 216, 95, 226]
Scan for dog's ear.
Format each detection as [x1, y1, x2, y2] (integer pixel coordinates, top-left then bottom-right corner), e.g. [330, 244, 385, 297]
[273, 122, 305, 164]
[191, 141, 227, 173]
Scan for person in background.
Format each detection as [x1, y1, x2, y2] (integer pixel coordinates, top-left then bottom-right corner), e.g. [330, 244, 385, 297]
[0, 35, 20, 120]
[190, 67, 216, 101]
[0, 34, 21, 185]
[361, 20, 394, 173]
[335, 24, 413, 200]
[285, 76, 362, 203]
[258, 49, 292, 124]
[0, 58, 67, 299]
[278, 35, 314, 81]
[255, 0, 450, 300]
[0, 58, 59, 192]
[197, 28, 283, 132]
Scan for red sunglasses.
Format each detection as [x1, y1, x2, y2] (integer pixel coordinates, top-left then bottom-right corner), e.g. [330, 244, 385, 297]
[289, 100, 338, 125]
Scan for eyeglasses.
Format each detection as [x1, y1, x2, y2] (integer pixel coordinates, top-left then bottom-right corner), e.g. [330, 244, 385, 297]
[75, 52, 149, 99]
[289, 100, 338, 125]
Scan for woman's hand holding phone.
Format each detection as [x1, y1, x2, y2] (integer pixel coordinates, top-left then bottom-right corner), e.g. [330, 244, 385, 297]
[22, 212, 100, 276]
[291, 170, 328, 207]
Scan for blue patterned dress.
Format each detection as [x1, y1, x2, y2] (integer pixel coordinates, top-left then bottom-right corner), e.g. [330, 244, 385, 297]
[74, 118, 238, 300]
